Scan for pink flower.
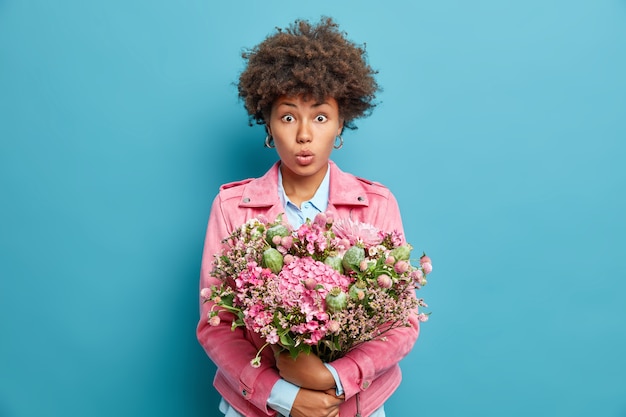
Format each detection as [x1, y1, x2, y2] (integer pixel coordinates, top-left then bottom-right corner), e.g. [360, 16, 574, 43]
[250, 357, 262, 368]
[332, 218, 382, 246]
[308, 329, 325, 344]
[420, 254, 431, 265]
[313, 212, 327, 227]
[394, 260, 410, 274]
[281, 236, 293, 249]
[359, 260, 369, 272]
[208, 315, 221, 326]
[327, 320, 341, 334]
[411, 269, 425, 286]
[377, 274, 392, 289]
[267, 330, 279, 344]
[200, 287, 212, 299]
[389, 230, 404, 247]
[306, 320, 320, 332]
[304, 277, 317, 291]
[422, 262, 433, 275]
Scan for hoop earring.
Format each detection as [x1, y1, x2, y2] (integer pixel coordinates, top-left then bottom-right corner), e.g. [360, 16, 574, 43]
[333, 135, 343, 150]
[264, 135, 275, 148]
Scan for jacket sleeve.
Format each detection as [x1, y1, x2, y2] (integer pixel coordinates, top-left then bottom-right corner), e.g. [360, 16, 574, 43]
[196, 194, 281, 415]
[331, 189, 420, 399]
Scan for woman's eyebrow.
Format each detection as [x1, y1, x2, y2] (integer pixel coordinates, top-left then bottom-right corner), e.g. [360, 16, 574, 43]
[276, 100, 331, 108]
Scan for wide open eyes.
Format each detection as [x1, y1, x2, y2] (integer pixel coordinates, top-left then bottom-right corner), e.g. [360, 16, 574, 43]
[279, 113, 328, 123]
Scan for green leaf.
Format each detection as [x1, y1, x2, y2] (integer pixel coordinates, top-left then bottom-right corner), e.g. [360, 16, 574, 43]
[280, 333, 294, 347]
[288, 346, 300, 359]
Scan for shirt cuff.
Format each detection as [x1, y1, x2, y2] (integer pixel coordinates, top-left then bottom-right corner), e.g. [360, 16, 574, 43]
[324, 363, 344, 396]
[267, 378, 300, 417]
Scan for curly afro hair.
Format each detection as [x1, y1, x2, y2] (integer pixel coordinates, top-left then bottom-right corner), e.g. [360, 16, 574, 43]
[237, 17, 379, 129]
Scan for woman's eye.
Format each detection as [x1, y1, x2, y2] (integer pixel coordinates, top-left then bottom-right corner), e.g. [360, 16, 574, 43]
[316, 115, 328, 122]
[281, 115, 295, 123]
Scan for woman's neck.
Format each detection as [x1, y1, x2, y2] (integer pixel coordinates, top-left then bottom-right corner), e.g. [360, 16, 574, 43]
[280, 164, 328, 208]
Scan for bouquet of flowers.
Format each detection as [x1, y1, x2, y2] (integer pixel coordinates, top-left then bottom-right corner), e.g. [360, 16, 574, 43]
[200, 212, 432, 367]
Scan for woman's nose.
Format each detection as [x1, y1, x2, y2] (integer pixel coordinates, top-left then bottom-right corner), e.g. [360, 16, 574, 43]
[296, 122, 312, 143]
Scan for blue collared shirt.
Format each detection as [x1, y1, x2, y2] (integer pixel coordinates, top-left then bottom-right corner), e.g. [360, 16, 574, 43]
[277, 164, 330, 228]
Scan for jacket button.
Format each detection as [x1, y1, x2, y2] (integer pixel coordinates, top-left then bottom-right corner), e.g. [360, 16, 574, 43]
[361, 380, 370, 389]
[242, 197, 250, 203]
[357, 196, 364, 202]
[242, 389, 247, 397]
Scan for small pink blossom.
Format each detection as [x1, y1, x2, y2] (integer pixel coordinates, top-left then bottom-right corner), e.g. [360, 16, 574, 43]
[283, 254, 295, 265]
[267, 330, 279, 344]
[385, 256, 396, 265]
[200, 287, 212, 299]
[420, 254, 431, 265]
[304, 277, 317, 291]
[411, 269, 426, 286]
[208, 315, 221, 326]
[377, 274, 392, 289]
[313, 212, 327, 227]
[359, 260, 369, 272]
[272, 235, 282, 246]
[281, 236, 293, 249]
[422, 262, 433, 275]
[250, 357, 261, 368]
[394, 260, 410, 274]
[327, 320, 341, 333]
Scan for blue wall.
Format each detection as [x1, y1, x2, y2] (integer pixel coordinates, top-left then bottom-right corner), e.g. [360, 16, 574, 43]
[1, 1, 625, 416]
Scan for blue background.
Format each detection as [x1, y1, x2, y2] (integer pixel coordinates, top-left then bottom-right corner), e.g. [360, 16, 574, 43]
[1, 0, 625, 416]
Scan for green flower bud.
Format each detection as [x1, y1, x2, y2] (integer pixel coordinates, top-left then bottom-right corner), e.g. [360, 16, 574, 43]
[342, 246, 365, 273]
[326, 287, 348, 312]
[390, 244, 412, 261]
[262, 247, 284, 274]
[323, 256, 344, 274]
[266, 224, 290, 247]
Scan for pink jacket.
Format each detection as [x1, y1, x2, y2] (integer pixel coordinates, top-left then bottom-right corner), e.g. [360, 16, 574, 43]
[197, 161, 420, 417]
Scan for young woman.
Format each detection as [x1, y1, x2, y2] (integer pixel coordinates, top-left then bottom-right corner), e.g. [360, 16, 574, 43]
[197, 17, 420, 417]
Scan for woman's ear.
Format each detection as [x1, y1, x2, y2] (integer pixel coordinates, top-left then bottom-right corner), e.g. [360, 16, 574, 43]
[337, 120, 345, 136]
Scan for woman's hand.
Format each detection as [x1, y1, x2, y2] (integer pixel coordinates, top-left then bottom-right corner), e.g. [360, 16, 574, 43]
[290, 388, 344, 417]
[274, 348, 336, 391]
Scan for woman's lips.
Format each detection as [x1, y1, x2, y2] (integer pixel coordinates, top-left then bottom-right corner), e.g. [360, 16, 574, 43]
[295, 152, 314, 165]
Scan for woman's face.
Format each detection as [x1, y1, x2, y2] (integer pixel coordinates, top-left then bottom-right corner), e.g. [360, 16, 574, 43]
[267, 95, 343, 188]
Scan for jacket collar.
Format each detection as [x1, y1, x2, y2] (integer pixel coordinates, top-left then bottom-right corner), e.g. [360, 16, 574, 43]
[238, 160, 369, 208]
